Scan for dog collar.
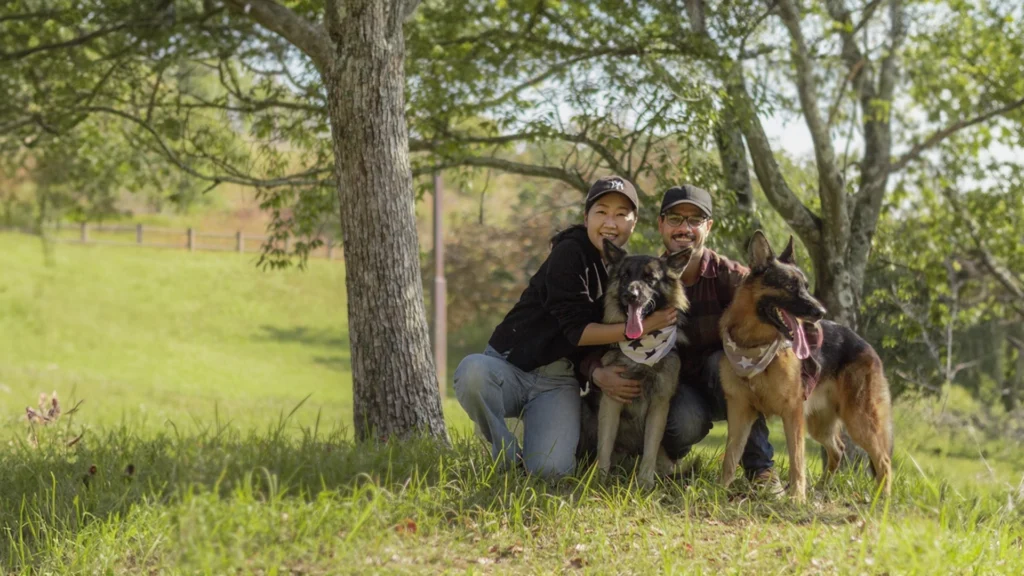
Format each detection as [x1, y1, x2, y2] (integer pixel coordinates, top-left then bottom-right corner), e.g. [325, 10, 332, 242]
[618, 325, 677, 366]
[722, 331, 790, 379]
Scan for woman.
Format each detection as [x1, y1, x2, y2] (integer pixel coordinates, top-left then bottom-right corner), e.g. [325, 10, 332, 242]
[453, 175, 676, 477]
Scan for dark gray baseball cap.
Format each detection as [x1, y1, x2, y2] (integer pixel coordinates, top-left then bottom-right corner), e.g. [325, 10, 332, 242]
[585, 175, 639, 213]
[660, 184, 712, 216]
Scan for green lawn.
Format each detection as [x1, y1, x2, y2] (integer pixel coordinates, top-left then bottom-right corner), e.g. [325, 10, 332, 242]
[0, 232, 470, 434]
[1, 232, 1022, 574]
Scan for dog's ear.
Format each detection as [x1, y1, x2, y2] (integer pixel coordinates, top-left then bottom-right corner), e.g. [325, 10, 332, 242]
[603, 238, 627, 266]
[778, 235, 796, 265]
[663, 247, 692, 276]
[747, 230, 775, 270]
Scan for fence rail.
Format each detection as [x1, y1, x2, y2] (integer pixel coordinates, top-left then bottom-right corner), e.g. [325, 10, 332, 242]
[1, 222, 341, 261]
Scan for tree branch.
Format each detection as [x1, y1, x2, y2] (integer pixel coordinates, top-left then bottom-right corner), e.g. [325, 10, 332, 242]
[0, 10, 64, 24]
[83, 106, 333, 188]
[726, 67, 823, 252]
[413, 126, 644, 196]
[410, 131, 547, 152]
[777, 0, 846, 246]
[891, 96, 1024, 172]
[416, 156, 588, 194]
[401, 0, 423, 21]
[224, 0, 333, 74]
[877, 0, 906, 103]
[0, 23, 131, 61]
[943, 188, 1024, 305]
[468, 48, 646, 111]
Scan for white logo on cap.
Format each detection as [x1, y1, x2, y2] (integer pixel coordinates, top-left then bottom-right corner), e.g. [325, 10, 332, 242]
[607, 180, 624, 191]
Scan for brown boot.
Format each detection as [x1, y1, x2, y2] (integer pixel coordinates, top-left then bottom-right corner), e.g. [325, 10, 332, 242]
[749, 468, 785, 498]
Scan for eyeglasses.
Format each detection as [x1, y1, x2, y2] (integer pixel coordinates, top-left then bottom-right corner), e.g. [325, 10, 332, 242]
[663, 214, 708, 228]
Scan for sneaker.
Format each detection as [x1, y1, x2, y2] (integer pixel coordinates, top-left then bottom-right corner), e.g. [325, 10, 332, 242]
[749, 468, 785, 498]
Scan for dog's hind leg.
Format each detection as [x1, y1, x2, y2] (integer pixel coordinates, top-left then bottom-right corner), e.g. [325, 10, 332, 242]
[843, 414, 892, 496]
[839, 363, 893, 496]
[805, 391, 843, 485]
[597, 395, 625, 476]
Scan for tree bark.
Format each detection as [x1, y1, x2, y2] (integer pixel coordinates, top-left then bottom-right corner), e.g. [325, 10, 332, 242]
[715, 105, 760, 231]
[325, 0, 447, 441]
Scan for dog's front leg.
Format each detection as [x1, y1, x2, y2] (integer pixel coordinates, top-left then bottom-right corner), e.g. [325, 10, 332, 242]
[638, 397, 671, 487]
[597, 395, 625, 475]
[781, 402, 807, 502]
[721, 393, 758, 489]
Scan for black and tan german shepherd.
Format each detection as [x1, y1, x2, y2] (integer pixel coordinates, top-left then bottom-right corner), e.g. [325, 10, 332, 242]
[719, 231, 892, 501]
[578, 239, 691, 486]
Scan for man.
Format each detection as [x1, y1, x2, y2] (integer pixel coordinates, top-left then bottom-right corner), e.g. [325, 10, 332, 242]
[583, 184, 780, 491]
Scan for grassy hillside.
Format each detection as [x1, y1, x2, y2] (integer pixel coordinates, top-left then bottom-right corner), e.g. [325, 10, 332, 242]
[0, 232, 470, 434]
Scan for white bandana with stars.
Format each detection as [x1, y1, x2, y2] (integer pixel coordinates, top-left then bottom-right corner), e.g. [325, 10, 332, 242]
[618, 326, 677, 366]
[722, 330, 791, 379]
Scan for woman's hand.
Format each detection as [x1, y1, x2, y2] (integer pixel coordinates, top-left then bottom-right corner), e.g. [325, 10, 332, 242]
[642, 307, 678, 335]
[591, 365, 641, 404]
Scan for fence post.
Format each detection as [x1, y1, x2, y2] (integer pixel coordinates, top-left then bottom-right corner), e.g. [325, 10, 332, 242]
[284, 235, 291, 252]
[432, 172, 447, 396]
[327, 237, 334, 260]
[80, 222, 88, 243]
[236, 231, 244, 253]
[136, 223, 143, 244]
[187, 227, 195, 252]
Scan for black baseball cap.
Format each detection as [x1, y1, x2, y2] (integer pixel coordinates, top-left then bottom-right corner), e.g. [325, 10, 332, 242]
[585, 175, 639, 213]
[660, 184, 713, 217]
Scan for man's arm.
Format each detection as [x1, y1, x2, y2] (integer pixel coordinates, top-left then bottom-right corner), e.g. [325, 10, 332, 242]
[716, 253, 750, 307]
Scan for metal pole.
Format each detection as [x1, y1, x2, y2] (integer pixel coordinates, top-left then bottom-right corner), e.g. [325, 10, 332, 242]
[433, 172, 447, 397]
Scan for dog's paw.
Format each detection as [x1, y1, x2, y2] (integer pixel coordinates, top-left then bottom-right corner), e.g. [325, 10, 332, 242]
[637, 465, 658, 489]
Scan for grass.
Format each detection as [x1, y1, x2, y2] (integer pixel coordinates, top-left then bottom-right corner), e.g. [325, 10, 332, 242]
[1, 231, 1023, 574]
[0, 232, 470, 433]
[3, 425, 1023, 574]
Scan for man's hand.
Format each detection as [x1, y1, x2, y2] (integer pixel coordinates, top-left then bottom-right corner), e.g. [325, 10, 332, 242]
[592, 365, 642, 404]
[643, 307, 678, 335]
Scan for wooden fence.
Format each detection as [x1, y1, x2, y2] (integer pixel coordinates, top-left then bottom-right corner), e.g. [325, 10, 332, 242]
[2, 222, 341, 260]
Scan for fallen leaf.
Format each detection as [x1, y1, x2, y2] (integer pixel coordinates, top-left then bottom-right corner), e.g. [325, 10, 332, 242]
[491, 543, 524, 560]
[394, 518, 417, 534]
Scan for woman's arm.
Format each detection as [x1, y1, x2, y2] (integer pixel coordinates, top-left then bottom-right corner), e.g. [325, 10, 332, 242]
[576, 307, 678, 346]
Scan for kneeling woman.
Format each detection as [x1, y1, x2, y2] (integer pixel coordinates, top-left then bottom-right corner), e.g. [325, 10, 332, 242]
[454, 176, 675, 477]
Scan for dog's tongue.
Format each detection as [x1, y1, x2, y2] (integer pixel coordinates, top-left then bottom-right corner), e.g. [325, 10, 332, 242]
[781, 310, 811, 359]
[625, 304, 644, 340]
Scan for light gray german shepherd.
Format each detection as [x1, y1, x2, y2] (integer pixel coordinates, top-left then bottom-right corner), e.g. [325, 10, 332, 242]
[579, 239, 691, 486]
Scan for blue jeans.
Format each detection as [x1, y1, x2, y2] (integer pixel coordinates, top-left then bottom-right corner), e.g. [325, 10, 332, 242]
[662, 351, 775, 477]
[453, 346, 581, 478]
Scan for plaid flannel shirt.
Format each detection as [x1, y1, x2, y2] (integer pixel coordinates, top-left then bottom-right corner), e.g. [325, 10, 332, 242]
[674, 248, 748, 380]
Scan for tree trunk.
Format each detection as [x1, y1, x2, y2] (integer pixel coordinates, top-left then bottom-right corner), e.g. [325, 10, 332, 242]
[714, 112, 760, 231]
[812, 247, 861, 329]
[327, 0, 447, 442]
